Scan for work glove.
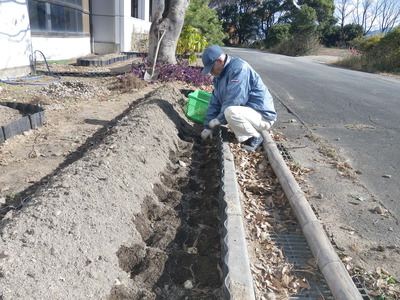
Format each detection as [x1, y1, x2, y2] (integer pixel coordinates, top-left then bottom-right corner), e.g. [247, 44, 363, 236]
[208, 118, 221, 129]
[201, 128, 213, 140]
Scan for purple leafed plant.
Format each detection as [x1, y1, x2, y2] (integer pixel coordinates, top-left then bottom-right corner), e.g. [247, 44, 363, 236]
[131, 59, 213, 87]
[130, 57, 149, 78]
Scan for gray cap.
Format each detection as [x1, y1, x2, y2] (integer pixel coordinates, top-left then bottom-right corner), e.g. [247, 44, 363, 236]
[201, 45, 223, 75]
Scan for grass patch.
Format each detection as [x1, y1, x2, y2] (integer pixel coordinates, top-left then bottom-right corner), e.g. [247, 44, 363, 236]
[345, 123, 375, 130]
[48, 59, 74, 64]
[335, 53, 400, 74]
[318, 145, 338, 159]
[305, 133, 326, 142]
[36, 59, 74, 65]
[334, 55, 366, 71]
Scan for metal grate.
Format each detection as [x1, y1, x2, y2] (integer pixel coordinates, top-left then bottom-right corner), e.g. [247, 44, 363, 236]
[269, 210, 371, 299]
[353, 276, 372, 300]
[309, 206, 372, 300]
[277, 143, 293, 161]
[270, 225, 334, 300]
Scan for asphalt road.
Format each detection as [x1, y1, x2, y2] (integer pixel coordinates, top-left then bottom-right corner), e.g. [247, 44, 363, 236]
[223, 47, 400, 221]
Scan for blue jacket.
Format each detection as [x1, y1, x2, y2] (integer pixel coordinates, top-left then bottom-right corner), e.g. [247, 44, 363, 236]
[204, 55, 277, 127]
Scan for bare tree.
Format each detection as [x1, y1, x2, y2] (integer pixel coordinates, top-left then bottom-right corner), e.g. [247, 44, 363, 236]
[148, 0, 190, 64]
[352, 0, 380, 34]
[336, 0, 356, 28]
[378, 0, 400, 33]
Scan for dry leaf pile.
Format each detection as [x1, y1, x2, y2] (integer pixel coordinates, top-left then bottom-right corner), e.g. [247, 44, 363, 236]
[340, 256, 400, 299]
[230, 143, 320, 300]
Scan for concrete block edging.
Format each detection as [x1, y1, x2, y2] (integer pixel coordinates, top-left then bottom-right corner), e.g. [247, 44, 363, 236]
[0, 102, 45, 143]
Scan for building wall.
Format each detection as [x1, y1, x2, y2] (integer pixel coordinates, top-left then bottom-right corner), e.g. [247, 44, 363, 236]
[0, 0, 151, 79]
[91, 0, 151, 54]
[31, 37, 91, 61]
[0, 1, 33, 79]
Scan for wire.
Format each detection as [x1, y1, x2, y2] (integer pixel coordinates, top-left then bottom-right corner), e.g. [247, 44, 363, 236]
[0, 50, 62, 85]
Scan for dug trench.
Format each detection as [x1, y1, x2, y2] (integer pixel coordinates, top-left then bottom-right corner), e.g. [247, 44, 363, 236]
[0, 84, 222, 299]
[110, 124, 222, 298]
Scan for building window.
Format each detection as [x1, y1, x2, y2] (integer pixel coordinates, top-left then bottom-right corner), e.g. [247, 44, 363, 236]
[131, 0, 139, 18]
[149, 0, 152, 22]
[28, 0, 86, 36]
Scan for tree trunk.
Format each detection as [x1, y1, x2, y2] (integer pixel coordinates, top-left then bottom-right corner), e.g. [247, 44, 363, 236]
[148, 0, 190, 65]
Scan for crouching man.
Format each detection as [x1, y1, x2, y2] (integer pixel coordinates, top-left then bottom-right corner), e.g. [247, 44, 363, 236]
[200, 45, 277, 151]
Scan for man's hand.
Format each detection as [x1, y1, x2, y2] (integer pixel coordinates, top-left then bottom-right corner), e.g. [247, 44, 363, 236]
[201, 128, 213, 140]
[208, 118, 221, 129]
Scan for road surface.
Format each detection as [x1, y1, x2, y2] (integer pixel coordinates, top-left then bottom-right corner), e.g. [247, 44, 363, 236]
[222, 46, 400, 278]
[225, 46, 400, 219]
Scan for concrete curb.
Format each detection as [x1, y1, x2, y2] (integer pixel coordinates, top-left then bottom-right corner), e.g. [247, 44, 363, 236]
[218, 128, 255, 300]
[262, 130, 363, 300]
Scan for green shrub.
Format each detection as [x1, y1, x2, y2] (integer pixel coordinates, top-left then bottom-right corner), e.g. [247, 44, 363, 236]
[355, 34, 383, 54]
[176, 26, 208, 64]
[270, 33, 320, 56]
[350, 27, 400, 72]
[183, 0, 227, 46]
[269, 5, 320, 56]
[387, 49, 400, 70]
[377, 27, 400, 70]
[266, 23, 291, 48]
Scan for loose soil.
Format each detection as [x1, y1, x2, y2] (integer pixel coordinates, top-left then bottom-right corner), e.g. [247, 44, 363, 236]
[0, 106, 24, 125]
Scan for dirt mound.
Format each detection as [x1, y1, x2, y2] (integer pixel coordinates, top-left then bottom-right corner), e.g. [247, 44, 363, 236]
[0, 84, 221, 299]
[0, 105, 24, 125]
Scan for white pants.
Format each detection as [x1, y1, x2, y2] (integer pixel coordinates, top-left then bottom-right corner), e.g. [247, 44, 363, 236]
[224, 106, 274, 143]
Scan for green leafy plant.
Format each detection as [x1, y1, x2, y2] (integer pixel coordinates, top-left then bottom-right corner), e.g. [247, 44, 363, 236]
[176, 26, 208, 64]
[380, 274, 397, 285]
[7, 193, 17, 201]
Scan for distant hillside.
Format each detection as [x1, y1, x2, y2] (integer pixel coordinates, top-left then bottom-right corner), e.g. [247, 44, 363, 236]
[367, 27, 394, 36]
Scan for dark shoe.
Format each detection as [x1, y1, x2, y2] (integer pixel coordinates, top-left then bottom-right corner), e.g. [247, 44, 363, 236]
[243, 135, 264, 151]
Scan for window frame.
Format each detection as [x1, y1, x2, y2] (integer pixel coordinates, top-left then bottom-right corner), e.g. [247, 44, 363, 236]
[28, 0, 88, 37]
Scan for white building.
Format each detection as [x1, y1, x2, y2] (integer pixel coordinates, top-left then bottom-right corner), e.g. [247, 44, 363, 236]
[0, 0, 152, 79]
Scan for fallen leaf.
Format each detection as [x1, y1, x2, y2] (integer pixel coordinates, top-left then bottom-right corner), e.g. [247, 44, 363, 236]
[298, 278, 312, 290]
[281, 274, 292, 287]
